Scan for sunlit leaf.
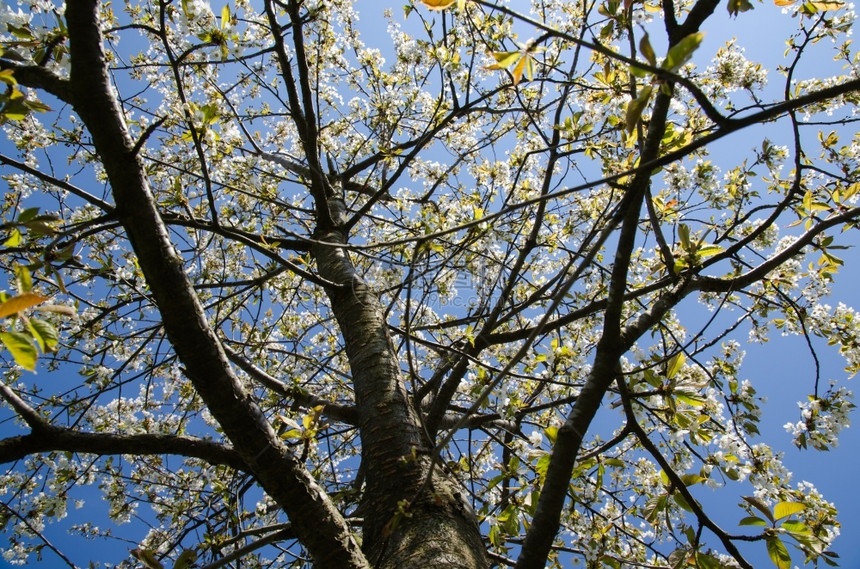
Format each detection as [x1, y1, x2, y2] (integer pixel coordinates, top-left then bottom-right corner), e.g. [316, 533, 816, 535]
[773, 501, 806, 520]
[0, 293, 49, 319]
[0, 331, 38, 371]
[666, 352, 685, 379]
[696, 244, 724, 259]
[625, 85, 653, 133]
[639, 32, 656, 66]
[486, 51, 521, 70]
[662, 32, 704, 72]
[15, 265, 32, 294]
[3, 228, 22, 247]
[420, 0, 457, 9]
[766, 536, 792, 569]
[221, 3, 230, 29]
[739, 516, 768, 527]
[680, 474, 706, 487]
[0, 69, 17, 86]
[676, 394, 706, 407]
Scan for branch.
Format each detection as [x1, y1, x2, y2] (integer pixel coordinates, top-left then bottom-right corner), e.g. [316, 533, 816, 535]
[696, 206, 860, 293]
[61, 2, 368, 567]
[0, 59, 71, 102]
[223, 345, 359, 425]
[617, 379, 754, 568]
[0, 429, 247, 470]
[198, 525, 295, 569]
[516, 83, 676, 569]
[0, 382, 246, 468]
[0, 153, 115, 213]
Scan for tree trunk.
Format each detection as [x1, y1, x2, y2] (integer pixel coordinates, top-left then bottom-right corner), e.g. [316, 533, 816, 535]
[313, 200, 489, 569]
[62, 2, 367, 567]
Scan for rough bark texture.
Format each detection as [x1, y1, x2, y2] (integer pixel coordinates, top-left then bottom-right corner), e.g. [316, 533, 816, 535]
[59, 2, 489, 567]
[63, 2, 368, 568]
[313, 202, 489, 569]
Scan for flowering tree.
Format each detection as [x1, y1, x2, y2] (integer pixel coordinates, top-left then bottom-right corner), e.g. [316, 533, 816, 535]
[0, 0, 858, 567]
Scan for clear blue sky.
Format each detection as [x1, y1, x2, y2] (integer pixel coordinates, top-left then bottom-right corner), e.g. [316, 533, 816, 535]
[1, 2, 858, 568]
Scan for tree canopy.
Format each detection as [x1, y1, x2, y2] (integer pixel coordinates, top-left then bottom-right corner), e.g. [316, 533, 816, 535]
[0, 0, 859, 567]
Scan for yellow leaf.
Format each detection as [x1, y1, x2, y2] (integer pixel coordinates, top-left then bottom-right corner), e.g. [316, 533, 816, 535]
[486, 51, 521, 70]
[0, 293, 48, 319]
[3, 228, 22, 247]
[420, 0, 457, 9]
[809, 0, 844, 8]
[0, 69, 17, 86]
[511, 54, 528, 85]
[221, 3, 230, 28]
[773, 0, 796, 5]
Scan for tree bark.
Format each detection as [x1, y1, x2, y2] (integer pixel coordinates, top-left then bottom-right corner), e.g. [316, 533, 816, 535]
[62, 2, 368, 567]
[313, 201, 489, 569]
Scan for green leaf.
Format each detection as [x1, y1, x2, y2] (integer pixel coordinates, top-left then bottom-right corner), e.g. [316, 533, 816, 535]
[0, 69, 17, 86]
[676, 393, 706, 407]
[22, 220, 58, 235]
[696, 244, 724, 259]
[511, 52, 535, 85]
[679, 473, 706, 486]
[673, 492, 695, 513]
[727, 0, 755, 15]
[15, 264, 33, 293]
[678, 223, 691, 251]
[131, 548, 164, 569]
[666, 352, 685, 379]
[638, 32, 657, 66]
[17, 207, 41, 223]
[739, 516, 768, 527]
[0, 331, 38, 371]
[766, 536, 792, 569]
[780, 519, 811, 534]
[625, 85, 653, 133]
[695, 552, 723, 569]
[174, 549, 197, 569]
[28, 318, 59, 353]
[773, 501, 806, 521]
[644, 493, 668, 521]
[662, 32, 705, 72]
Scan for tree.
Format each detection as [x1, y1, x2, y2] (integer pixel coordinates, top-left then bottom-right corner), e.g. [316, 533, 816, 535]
[0, 0, 858, 566]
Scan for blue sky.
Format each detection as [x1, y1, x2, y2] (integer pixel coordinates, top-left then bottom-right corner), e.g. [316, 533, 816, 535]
[1, 1, 859, 568]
